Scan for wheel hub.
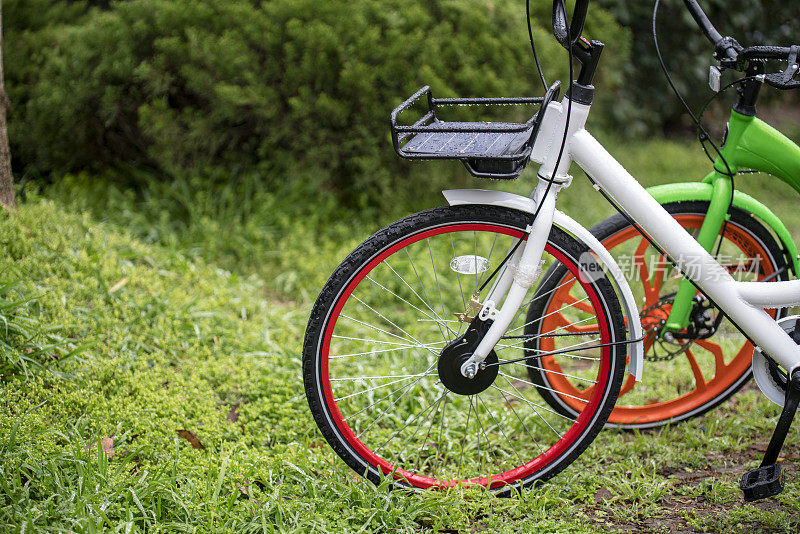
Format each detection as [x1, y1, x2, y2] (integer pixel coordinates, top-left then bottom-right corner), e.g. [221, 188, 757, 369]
[438, 319, 499, 395]
[641, 294, 718, 362]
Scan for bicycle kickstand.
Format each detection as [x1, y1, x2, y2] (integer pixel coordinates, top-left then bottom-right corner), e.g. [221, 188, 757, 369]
[740, 368, 800, 501]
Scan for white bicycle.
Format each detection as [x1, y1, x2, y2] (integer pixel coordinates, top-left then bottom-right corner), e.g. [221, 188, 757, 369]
[303, 0, 800, 500]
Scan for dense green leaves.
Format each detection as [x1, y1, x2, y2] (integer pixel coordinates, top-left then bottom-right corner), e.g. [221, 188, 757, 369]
[6, 0, 629, 206]
[597, 0, 800, 135]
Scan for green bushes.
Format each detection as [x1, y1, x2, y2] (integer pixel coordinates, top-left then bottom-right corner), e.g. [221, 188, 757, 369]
[7, 0, 630, 206]
[597, 0, 800, 135]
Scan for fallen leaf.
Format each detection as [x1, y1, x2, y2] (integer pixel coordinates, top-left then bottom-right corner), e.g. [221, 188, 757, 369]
[594, 486, 613, 503]
[109, 278, 128, 293]
[176, 429, 205, 450]
[238, 478, 267, 496]
[469, 521, 488, 533]
[87, 436, 115, 458]
[227, 403, 240, 423]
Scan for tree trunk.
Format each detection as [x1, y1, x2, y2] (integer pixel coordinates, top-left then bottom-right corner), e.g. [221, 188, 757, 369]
[0, 0, 16, 211]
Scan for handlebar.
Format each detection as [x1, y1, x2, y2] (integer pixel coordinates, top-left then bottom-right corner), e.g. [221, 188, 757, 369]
[683, 0, 723, 48]
[552, 0, 589, 49]
[682, 0, 800, 90]
[739, 46, 795, 62]
[683, 0, 740, 61]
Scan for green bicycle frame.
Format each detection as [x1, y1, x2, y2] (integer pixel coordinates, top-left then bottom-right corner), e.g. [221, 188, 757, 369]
[664, 110, 800, 332]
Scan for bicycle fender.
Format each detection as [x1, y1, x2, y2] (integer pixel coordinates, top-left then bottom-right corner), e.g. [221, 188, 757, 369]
[442, 189, 644, 381]
[648, 182, 800, 277]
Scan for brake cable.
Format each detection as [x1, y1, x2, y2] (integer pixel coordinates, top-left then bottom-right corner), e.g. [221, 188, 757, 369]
[526, 0, 547, 91]
[653, 0, 737, 261]
[475, 0, 576, 298]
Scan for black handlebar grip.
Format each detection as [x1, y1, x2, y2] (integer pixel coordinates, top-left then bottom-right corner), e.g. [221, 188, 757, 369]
[739, 46, 793, 61]
[552, 0, 590, 49]
[683, 0, 723, 46]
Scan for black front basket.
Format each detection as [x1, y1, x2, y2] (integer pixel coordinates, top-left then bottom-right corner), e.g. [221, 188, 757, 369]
[390, 82, 560, 180]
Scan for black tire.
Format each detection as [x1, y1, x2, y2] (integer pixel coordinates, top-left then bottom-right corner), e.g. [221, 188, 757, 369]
[303, 205, 627, 492]
[525, 201, 790, 430]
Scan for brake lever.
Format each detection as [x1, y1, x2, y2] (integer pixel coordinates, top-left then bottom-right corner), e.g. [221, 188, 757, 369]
[765, 45, 800, 90]
[781, 45, 800, 84]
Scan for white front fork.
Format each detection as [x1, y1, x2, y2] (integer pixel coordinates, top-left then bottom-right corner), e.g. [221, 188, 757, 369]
[459, 189, 557, 377]
[459, 96, 589, 378]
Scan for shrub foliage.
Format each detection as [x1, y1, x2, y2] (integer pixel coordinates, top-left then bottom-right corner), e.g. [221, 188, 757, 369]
[597, 0, 800, 135]
[6, 0, 629, 205]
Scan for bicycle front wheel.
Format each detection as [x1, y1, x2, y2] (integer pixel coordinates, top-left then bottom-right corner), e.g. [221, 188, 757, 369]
[303, 205, 627, 492]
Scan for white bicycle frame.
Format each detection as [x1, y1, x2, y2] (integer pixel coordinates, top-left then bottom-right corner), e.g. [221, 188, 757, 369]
[450, 95, 800, 380]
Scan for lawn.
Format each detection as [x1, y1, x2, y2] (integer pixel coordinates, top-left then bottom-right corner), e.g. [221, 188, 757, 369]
[1, 138, 799, 532]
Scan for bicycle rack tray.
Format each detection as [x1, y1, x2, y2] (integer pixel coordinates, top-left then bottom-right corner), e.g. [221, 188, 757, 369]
[390, 82, 560, 180]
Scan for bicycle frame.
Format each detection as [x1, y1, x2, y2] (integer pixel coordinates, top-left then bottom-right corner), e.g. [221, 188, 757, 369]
[457, 95, 800, 377]
[664, 109, 800, 332]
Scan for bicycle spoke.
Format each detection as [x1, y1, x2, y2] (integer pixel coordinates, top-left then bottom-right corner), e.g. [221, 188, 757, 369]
[417, 390, 448, 472]
[332, 334, 437, 347]
[394, 389, 448, 469]
[684, 349, 707, 392]
[491, 383, 576, 423]
[477, 394, 524, 470]
[493, 386, 544, 455]
[556, 293, 595, 314]
[498, 371, 590, 403]
[499, 334, 601, 357]
[459, 397, 475, 481]
[334, 372, 435, 402]
[427, 238, 451, 342]
[405, 248, 441, 336]
[507, 295, 592, 334]
[330, 340, 447, 359]
[519, 271, 576, 313]
[450, 233, 467, 312]
[353, 288, 450, 343]
[501, 376, 564, 439]
[477, 232, 500, 288]
[339, 313, 420, 346]
[331, 373, 430, 382]
[497, 318, 597, 350]
[522, 362, 598, 384]
[472, 395, 503, 480]
[349, 296, 439, 357]
[384, 259, 452, 341]
[434, 391, 449, 479]
[348, 363, 436, 429]
[694, 338, 726, 371]
[377, 387, 446, 459]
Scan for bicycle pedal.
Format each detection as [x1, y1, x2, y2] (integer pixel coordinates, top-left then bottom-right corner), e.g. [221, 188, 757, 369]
[740, 463, 785, 502]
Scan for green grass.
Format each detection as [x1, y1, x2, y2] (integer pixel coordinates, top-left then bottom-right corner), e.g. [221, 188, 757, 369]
[1, 138, 799, 532]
